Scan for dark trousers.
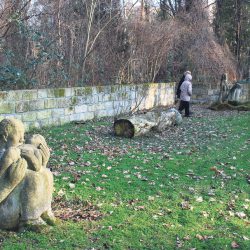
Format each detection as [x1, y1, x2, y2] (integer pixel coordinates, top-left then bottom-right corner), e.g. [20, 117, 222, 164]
[178, 100, 190, 117]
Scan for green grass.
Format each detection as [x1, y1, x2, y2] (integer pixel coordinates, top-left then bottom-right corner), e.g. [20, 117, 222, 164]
[1, 111, 250, 249]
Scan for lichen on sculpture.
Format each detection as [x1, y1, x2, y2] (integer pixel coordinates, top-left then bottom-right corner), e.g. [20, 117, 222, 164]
[0, 118, 55, 231]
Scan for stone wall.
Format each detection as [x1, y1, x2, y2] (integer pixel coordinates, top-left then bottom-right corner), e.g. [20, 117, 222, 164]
[238, 84, 250, 102]
[0, 83, 175, 130]
[192, 83, 250, 104]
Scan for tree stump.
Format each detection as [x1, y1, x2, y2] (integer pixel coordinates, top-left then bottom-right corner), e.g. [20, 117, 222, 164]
[114, 108, 182, 138]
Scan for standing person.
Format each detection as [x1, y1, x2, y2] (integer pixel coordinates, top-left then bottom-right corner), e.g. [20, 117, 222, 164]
[176, 71, 191, 99]
[178, 72, 192, 117]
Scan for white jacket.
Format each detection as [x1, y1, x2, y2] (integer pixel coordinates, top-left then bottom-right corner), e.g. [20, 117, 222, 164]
[180, 74, 192, 102]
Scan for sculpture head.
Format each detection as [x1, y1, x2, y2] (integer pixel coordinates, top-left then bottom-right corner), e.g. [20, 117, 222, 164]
[0, 118, 25, 148]
[221, 73, 227, 82]
[26, 134, 46, 148]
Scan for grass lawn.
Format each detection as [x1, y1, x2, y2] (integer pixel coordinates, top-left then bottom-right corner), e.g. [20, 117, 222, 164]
[0, 106, 249, 249]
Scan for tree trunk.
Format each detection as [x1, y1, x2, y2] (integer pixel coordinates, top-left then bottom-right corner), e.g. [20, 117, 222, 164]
[114, 109, 182, 138]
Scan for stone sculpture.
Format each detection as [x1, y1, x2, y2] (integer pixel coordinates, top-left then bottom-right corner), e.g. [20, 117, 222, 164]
[227, 82, 242, 102]
[0, 118, 55, 231]
[218, 73, 229, 103]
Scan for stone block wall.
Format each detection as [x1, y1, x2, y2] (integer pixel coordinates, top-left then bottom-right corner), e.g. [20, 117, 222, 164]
[0, 82, 175, 130]
[240, 84, 250, 102]
[191, 84, 250, 104]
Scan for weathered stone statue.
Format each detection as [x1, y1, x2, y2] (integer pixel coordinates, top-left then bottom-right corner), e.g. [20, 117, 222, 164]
[218, 73, 229, 103]
[0, 118, 55, 231]
[217, 73, 243, 104]
[227, 82, 242, 102]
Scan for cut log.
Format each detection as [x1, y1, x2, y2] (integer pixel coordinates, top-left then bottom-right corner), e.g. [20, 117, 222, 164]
[114, 108, 182, 138]
[157, 110, 180, 131]
[114, 113, 158, 138]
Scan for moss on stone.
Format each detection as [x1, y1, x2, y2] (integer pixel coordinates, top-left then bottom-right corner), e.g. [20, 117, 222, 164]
[121, 92, 128, 99]
[144, 82, 154, 88]
[71, 96, 77, 105]
[96, 85, 104, 93]
[22, 90, 38, 100]
[168, 82, 176, 88]
[74, 87, 92, 96]
[0, 92, 8, 100]
[0, 103, 15, 114]
[73, 88, 81, 96]
[111, 85, 119, 93]
[69, 96, 78, 111]
[54, 88, 65, 98]
[83, 86, 93, 95]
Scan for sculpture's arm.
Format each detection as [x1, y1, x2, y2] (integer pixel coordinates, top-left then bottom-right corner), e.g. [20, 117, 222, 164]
[38, 142, 50, 166]
[7, 158, 27, 185]
[0, 147, 21, 177]
[20, 145, 42, 171]
[25, 134, 50, 167]
[0, 158, 27, 204]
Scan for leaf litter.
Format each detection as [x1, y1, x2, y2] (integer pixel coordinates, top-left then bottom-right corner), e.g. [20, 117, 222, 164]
[30, 104, 250, 248]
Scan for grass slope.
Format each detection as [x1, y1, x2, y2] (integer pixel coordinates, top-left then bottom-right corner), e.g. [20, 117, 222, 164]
[0, 107, 249, 250]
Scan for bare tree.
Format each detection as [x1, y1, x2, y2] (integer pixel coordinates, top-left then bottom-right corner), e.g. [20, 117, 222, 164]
[0, 0, 239, 90]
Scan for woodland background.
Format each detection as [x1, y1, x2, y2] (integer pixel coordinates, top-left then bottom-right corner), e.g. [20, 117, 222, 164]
[0, 0, 249, 90]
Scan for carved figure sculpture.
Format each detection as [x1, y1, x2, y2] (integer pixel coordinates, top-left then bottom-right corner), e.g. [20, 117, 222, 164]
[218, 73, 229, 103]
[227, 83, 242, 102]
[0, 118, 55, 231]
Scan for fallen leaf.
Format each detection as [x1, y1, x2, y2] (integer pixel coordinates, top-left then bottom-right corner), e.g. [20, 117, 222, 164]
[243, 204, 249, 210]
[235, 212, 246, 219]
[69, 183, 75, 189]
[152, 215, 158, 220]
[57, 189, 65, 196]
[176, 236, 183, 248]
[201, 211, 209, 218]
[183, 235, 191, 241]
[209, 198, 216, 202]
[231, 241, 239, 248]
[242, 235, 249, 241]
[96, 186, 104, 191]
[52, 171, 61, 176]
[196, 234, 204, 240]
[196, 196, 203, 202]
[210, 166, 224, 176]
[181, 201, 192, 210]
[148, 196, 155, 201]
[135, 206, 145, 211]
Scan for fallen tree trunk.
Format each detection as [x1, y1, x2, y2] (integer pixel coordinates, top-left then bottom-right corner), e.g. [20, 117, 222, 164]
[114, 108, 182, 138]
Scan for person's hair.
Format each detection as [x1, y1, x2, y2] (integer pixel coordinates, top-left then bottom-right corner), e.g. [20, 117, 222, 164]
[184, 71, 191, 75]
